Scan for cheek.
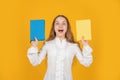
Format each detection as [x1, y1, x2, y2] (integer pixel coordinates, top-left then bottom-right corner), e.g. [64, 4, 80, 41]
[64, 26, 67, 33]
[54, 26, 58, 33]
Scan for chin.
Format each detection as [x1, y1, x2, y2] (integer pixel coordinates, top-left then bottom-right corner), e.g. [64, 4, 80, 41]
[57, 34, 65, 37]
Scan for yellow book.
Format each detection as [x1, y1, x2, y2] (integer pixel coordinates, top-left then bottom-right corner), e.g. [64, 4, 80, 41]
[76, 19, 92, 40]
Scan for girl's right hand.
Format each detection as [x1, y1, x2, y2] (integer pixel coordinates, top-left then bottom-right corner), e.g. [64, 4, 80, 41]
[31, 37, 38, 47]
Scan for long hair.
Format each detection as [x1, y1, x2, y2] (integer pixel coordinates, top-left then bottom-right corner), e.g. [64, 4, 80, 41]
[47, 15, 77, 43]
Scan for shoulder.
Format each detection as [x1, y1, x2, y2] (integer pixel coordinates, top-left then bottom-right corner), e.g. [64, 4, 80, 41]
[67, 42, 79, 48]
[44, 39, 55, 47]
[67, 42, 80, 53]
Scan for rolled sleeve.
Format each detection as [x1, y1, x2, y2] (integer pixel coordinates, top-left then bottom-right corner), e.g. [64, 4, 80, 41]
[74, 44, 93, 67]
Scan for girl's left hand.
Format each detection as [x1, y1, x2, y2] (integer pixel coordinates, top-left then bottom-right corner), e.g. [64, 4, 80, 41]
[81, 36, 88, 46]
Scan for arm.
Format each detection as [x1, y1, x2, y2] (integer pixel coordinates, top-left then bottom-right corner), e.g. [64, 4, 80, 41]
[27, 42, 47, 66]
[75, 44, 93, 67]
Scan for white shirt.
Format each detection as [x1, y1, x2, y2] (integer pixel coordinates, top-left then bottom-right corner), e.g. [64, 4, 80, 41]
[27, 37, 93, 80]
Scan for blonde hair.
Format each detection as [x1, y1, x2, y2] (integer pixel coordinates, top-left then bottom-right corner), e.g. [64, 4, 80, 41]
[47, 15, 77, 43]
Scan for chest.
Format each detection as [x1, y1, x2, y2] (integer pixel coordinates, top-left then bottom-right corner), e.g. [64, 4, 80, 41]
[46, 44, 75, 59]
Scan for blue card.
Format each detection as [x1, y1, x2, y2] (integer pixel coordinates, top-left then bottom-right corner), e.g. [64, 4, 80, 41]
[30, 20, 45, 41]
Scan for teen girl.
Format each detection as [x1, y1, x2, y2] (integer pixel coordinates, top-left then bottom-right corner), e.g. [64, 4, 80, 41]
[27, 15, 93, 80]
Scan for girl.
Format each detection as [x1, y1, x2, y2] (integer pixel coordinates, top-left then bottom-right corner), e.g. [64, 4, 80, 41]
[27, 15, 93, 80]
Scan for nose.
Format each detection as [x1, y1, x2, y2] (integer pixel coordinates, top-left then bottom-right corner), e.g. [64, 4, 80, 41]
[59, 24, 63, 28]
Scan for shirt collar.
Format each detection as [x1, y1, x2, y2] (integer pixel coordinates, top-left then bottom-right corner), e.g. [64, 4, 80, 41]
[54, 37, 67, 48]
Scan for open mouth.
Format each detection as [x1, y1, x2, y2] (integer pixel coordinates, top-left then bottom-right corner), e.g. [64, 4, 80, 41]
[58, 29, 64, 33]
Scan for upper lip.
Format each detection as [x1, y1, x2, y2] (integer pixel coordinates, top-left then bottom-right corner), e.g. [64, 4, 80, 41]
[58, 29, 63, 30]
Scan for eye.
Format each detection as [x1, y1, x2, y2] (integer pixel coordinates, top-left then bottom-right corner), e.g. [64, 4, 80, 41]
[55, 22, 59, 25]
[62, 22, 67, 26]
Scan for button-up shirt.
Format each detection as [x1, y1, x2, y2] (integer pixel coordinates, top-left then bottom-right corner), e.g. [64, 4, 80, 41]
[27, 37, 93, 80]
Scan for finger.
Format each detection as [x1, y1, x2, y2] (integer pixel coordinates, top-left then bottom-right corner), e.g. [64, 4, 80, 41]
[81, 36, 84, 40]
[85, 40, 88, 44]
[81, 36, 84, 41]
[34, 36, 38, 42]
[31, 41, 35, 46]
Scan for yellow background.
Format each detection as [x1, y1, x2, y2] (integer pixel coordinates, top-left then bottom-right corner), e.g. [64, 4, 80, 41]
[0, 0, 120, 80]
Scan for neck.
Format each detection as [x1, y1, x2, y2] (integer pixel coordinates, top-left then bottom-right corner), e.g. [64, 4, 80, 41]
[57, 36, 65, 41]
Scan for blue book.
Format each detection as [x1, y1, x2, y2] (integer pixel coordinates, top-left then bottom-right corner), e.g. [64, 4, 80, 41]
[30, 20, 45, 41]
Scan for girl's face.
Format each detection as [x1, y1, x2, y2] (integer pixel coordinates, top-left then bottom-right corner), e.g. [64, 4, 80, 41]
[54, 17, 67, 38]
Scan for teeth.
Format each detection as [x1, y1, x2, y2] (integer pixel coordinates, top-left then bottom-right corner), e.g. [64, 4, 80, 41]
[58, 30, 63, 32]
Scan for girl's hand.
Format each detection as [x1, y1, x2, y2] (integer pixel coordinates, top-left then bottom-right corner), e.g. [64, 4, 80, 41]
[31, 37, 38, 47]
[81, 36, 88, 46]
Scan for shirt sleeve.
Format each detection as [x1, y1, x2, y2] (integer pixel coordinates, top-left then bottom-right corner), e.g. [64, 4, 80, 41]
[74, 44, 93, 67]
[27, 42, 47, 66]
